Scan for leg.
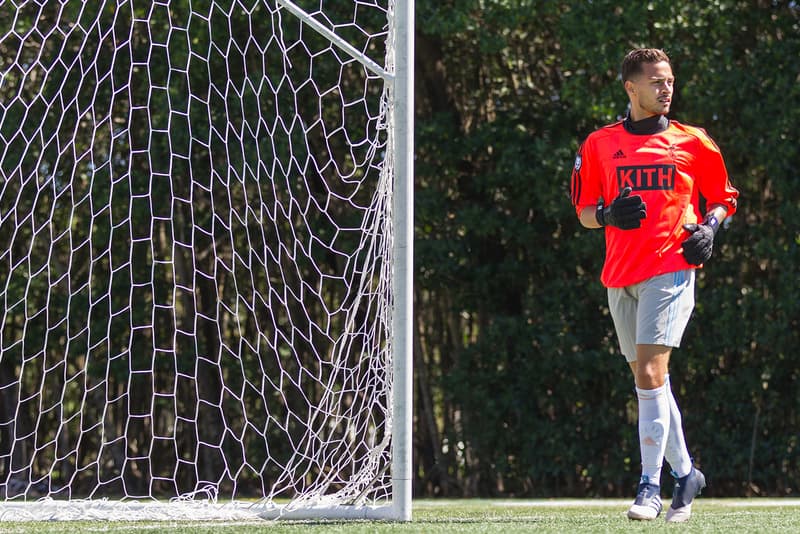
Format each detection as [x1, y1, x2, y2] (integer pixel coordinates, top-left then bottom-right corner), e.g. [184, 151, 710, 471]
[631, 368, 694, 481]
[610, 275, 695, 520]
[635, 344, 671, 483]
[632, 270, 696, 492]
[629, 271, 695, 478]
[664, 374, 692, 479]
[630, 271, 703, 522]
[664, 376, 706, 523]
[634, 344, 671, 484]
[627, 344, 671, 520]
[608, 285, 665, 519]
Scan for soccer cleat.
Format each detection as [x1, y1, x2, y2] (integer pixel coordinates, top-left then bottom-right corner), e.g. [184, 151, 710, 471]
[665, 467, 706, 523]
[627, 479, 663, 520]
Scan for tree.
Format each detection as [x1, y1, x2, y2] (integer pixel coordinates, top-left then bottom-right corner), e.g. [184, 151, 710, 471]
[413, 0, 800, 497]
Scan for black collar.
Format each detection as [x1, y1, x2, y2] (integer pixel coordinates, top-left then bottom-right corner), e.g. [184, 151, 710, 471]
[623, 113, 669, 135]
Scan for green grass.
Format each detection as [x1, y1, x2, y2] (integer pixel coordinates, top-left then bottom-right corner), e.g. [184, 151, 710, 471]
[0, 499, 798, 533]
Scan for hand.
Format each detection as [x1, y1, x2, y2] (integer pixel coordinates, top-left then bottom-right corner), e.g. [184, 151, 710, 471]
[681, 223, 715, 265]
[596, 187, 647, 230]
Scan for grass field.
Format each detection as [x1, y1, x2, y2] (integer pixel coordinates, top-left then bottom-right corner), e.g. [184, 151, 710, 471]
[0, 499, 799, 533]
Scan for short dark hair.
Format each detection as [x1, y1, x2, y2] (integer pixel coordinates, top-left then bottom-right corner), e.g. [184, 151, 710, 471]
[621, 48, 671, 82]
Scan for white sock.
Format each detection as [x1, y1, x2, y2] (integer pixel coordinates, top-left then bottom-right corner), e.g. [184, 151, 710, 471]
[663, 375, 693, 479]
[636, 383, 670, 486]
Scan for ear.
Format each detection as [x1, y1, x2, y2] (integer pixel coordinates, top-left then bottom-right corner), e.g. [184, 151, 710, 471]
[624, 80, 636, 97]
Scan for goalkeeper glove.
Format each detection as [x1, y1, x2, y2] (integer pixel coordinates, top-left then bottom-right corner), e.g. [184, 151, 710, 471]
[596, 187, 647, 230]
[681, 214, 720, 265]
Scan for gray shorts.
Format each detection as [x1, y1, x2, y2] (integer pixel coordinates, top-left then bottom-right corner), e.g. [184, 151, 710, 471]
[607, 269, 696, 362]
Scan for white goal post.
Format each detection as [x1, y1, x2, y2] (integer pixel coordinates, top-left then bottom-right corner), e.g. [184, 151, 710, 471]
[0, 0, 412, 522]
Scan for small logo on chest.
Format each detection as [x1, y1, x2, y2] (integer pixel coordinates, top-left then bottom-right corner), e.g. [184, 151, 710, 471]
[668, 144, 679, 159]
[616, 164, 676, 191]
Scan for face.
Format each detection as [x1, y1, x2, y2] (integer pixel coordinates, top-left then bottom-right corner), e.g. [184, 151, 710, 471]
[625, 60, 674, 120]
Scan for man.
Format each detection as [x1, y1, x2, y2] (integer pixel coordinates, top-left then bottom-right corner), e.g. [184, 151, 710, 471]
[569, 48, 739, 522]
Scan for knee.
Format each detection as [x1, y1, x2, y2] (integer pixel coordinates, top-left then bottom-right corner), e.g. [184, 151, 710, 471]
[635, 345, 671, 389]
[636, 365, 667, 390]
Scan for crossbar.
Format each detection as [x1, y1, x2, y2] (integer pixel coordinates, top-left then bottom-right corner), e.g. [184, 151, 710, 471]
[275, 0, 393, 80]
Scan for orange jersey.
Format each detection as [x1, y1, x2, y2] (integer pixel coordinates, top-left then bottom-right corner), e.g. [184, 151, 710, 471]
[570, 119, 739, 288]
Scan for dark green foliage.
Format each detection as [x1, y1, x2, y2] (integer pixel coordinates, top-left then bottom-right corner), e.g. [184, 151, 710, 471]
[414, 0, 799, 497]
[0, 0, 797, 502]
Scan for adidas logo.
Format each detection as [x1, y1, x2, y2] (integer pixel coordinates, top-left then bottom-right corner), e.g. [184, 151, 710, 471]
[613, 149, 626, 159]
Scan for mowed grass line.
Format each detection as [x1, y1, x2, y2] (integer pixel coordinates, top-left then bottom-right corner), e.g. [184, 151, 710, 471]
[0, 499, 798, 533]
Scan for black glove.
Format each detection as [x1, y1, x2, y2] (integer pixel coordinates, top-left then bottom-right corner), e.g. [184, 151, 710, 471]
[681, 215, 720, 265]
[596, 187, 647, 230]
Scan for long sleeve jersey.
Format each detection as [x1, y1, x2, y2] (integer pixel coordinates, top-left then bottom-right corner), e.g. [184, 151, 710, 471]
[570, 117, 739, 288]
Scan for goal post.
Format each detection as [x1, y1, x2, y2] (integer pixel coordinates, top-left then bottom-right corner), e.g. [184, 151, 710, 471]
[387, 0, 414, 522]
[0, 0, 413, 522]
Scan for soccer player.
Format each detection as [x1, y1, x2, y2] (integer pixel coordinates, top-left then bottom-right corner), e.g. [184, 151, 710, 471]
[569, 48, 739, 522]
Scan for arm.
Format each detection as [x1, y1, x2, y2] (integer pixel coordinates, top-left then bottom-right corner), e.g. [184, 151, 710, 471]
[571, 139, 645, 230]
[681, 131, 739, 265]
[579, 206, 602, 229]
[693, 129, 739, 220]
[704, 204, 729, 229]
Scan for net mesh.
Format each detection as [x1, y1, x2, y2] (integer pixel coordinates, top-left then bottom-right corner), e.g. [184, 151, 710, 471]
[0, 0, 395, 518]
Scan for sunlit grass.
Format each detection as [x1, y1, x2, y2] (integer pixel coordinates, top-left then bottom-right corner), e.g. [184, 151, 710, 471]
[0, 499, 798, 533]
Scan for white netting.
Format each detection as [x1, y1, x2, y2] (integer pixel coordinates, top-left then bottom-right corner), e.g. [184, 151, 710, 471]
[0, 0, 397, 519]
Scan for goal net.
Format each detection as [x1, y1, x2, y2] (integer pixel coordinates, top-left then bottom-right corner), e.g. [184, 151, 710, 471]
[0, 0, 412, 521]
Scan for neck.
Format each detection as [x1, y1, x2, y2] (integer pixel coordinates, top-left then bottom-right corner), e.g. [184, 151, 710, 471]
[629, 109, 656, 122]
[623, 112, 669, 135]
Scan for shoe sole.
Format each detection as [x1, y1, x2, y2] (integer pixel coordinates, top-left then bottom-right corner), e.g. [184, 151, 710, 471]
[628, 505, 661, 520]
[666, 469, 706, 523]
[665, 504, 692, 523]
